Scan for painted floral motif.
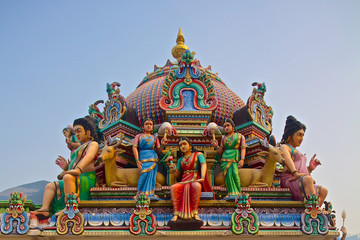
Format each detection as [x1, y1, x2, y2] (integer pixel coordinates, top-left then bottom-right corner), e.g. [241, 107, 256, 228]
[129, 194, 156, 235]
[231, 193, 259, 235]
[56, 193, 85, 235]
[301, 194, 329, 235]
[0, 192, 29, 235]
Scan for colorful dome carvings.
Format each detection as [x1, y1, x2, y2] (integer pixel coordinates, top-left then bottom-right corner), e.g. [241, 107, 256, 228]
[125, 29, 245, 126]
[159, 50, 218, 111]
[98, 82, 127, 129]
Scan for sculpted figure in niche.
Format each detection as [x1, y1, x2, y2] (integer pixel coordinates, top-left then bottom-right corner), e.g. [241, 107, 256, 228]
[279, 115, 328, 206]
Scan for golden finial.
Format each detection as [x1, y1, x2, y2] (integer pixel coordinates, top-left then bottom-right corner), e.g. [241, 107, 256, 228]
[171, 27, 189, 60]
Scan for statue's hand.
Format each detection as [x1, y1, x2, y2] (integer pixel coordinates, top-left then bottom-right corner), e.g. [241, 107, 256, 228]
[65, 168, 81, 176]
[161, 137, 168, 145]
[238, 159, 244, 168]
[211, 139, 218, 148]
[169, 163, 176, 172]
[195, 178, 204, 183]
[309, 154, 321, 172]
[289, 172, 306, 182]
[170, 163, 176, 170]
[56, 156, 68, 170]
[136, 161, 142, 170]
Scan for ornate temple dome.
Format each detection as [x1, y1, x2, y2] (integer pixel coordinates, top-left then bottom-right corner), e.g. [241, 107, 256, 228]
[125, 29, 245, 126]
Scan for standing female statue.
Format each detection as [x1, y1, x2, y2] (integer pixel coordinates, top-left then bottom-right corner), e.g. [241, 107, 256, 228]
[211, 118, 246, 197]
[132, 118, 166, 197]
[32, 116, 99, 218]
[279, 115, 328, 207]
[170, 137, 213, 221]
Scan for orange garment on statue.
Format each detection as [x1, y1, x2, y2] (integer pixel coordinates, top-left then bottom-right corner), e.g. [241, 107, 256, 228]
[170, 152, 213, 220]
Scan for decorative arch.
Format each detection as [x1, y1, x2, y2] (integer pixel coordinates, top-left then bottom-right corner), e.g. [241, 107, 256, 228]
[160, 50, 218, 111]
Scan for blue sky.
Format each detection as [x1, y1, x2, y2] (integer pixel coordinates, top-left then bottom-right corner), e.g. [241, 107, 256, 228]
[0, 0, 359, 235]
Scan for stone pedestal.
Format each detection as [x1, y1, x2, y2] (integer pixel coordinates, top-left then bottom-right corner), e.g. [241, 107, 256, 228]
[168, 219, 203, 230]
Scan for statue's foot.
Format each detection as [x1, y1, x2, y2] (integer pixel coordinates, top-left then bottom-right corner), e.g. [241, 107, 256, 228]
[133, 193, 143, 200]
[194, 214, 201, 221]
[31, 209, 50, 220]
[223, 195, 237, 201]
[170, 215, 178, 222]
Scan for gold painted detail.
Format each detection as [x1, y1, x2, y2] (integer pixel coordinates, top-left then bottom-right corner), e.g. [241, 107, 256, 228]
[172, 28, 189, 60]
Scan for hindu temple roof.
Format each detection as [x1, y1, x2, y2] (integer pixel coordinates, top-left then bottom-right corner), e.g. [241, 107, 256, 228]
[125, 29, 246, 126]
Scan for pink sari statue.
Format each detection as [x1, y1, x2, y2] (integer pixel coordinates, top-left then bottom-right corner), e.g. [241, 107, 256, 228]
[280, 144, 320, 200]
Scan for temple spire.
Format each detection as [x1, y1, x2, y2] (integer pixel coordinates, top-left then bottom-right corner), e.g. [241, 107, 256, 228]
[171, 27, 189, 60]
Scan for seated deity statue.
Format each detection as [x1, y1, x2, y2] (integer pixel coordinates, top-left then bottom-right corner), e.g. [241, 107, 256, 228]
[279, 115, 328, 207]
[31, 116, 99, 219]
[170, 137, 213, 221]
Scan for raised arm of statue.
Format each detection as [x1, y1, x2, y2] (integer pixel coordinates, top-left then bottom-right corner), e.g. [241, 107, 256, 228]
[308, 154, 321, 173]
[56, 155, 68, 171]
[211, 137, 224, 154]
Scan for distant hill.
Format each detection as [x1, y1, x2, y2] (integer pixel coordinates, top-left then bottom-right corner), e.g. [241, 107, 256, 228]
[347, 234, 360, 240]
[0, 180, 50, 205]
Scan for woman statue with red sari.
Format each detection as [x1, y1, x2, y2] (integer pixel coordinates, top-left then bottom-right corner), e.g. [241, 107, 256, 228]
[169, 137, 213, 222]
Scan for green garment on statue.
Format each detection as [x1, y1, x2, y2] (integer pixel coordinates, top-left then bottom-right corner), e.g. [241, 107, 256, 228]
[221, 133, 242, 196]
[50, 142, 96, 214]
[50, 171, 96, 214]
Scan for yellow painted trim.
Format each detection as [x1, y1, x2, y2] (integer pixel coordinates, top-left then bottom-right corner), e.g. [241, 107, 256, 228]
[166, 110, 213, 115]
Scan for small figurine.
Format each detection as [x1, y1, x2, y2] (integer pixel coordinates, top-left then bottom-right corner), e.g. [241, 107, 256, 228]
[169, 137, 213, 221]
[132, 118, 167, 198]
[211, 118, 246, 197]
[279, 116, 328, 207]
[252, 82, 266, 95]
[63, 125, 80, 152]
[31, 116, 99, 219]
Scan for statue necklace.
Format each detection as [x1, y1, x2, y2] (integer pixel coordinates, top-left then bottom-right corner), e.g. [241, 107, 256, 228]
[142, 134, 153, 145]
[182, 153, 192, 166]
[225, 132, 236, 145]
